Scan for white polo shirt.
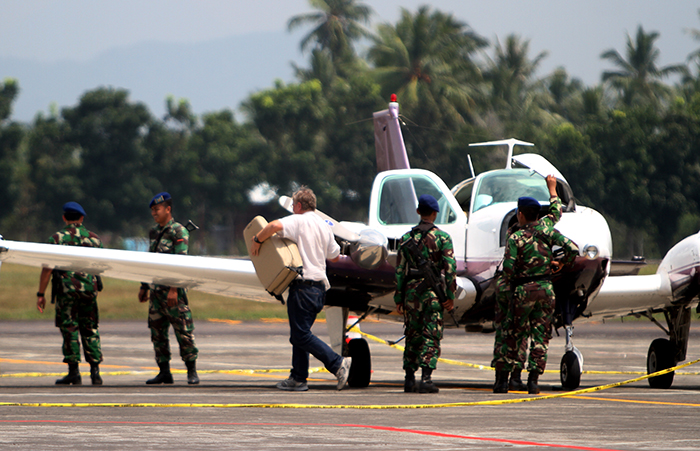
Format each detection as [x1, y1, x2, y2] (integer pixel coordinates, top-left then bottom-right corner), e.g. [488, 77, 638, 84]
[279, 211, 340, 291]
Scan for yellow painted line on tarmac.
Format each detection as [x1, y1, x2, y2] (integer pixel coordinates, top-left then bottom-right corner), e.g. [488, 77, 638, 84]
[0, 358, 143, 370]
[207, 318, 242, 325]
[0, 366, 329, 380]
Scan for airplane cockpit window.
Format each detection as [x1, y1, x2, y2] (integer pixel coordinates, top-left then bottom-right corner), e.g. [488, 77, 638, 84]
[472, 169, 550, 213]
[378, 174, 457, 225]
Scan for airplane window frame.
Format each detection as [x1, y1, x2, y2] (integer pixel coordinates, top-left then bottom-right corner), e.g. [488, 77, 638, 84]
[377, 174, 457, 226]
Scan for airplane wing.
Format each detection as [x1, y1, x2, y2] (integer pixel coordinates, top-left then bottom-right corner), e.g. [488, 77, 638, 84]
[0, 239, 275, 303]
[585, 273, 673, 317]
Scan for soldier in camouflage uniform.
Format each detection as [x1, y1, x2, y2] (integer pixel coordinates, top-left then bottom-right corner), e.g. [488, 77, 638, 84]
[36, 202, 104, 385]
[492, 175, 561, 392]
[394, 194, 456, 393]
[137, 192, 199, 385]
[496, 196, 579, 394]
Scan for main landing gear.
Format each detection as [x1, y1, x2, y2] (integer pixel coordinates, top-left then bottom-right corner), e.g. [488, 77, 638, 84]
[643, 305, 691, 389]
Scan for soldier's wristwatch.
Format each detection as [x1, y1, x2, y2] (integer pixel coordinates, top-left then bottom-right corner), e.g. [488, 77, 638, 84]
[36, 292, 44, 297]
[253, 235, 262, 244]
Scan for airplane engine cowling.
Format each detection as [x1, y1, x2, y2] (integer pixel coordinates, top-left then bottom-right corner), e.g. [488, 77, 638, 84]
[657, 231, 700, 302]
[349, 229, 389, 270]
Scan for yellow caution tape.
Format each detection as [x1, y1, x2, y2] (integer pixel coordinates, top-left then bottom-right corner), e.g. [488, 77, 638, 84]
[356, 328, 700, 376]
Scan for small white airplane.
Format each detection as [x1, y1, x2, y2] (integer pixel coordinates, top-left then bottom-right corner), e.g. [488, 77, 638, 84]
[1, 98, 699, 390]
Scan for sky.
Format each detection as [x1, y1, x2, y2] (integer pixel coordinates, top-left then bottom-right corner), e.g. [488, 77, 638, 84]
[1, 0, 699, 122]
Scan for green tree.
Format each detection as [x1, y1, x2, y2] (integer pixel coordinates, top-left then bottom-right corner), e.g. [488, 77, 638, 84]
[368, 6, 487, 128]
[288, 0, 373, 62]
[17, 113, 83, 240]
[601, 25, 686, 107]
[481, 34, 554, 136]
[0, 79, 25, 235]
[585, 107, 660, 256]
[544, 68, 586, 124]
[187, 110, 270, 254]
[0, 78, 19, 121]
[61, 88, 156, 234]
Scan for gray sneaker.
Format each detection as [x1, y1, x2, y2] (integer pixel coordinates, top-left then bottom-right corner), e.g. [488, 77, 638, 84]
[276, 377, 308, 391]
[335, 357, 352, 390]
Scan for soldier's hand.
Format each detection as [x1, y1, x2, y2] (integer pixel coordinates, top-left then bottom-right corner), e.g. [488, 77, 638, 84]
[138, 288, 149, 303]
[167, 288, 178, 308]
[37, 295, 46, 313]
[546, 175, 558, 197]
[441, 298, 454, 312]
[396, 303, 404, 315]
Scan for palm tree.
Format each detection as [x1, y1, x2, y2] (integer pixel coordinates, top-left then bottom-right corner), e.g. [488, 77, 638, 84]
[288, 0, 373, 62]
[680, 9, 700, 98]
[483, 35, 548, 109]
[601, 25, 686, 106]
[367, 6, 487, 127]
[686, 8, 700, 63]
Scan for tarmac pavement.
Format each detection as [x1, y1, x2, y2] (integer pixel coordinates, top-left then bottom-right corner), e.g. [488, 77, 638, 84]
[1, 318, 700, 450]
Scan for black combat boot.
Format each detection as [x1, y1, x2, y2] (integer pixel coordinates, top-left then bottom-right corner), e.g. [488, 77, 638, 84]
[90, 362, 103, 385]
[509, 368, 527, 391]
[185, 360, 200, 385]
[146, 361, 174, 385]
[493, 370, 509, 393]
[403, 369, 416, 393]
[56, 362, 82, 385]
[416, 367, 439, 393]
[527, 371, 540, 395]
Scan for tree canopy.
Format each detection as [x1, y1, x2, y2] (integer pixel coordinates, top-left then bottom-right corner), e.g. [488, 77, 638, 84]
[2, 5, 700, 258]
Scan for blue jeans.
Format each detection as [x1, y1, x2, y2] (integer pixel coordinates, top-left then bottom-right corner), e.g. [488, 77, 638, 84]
[287, 282, 342, 382]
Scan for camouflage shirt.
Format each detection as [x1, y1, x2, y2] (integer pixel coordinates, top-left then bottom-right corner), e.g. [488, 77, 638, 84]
[503, 211, 579, 283]
[149, 218, 189, 255]
[394, 220, 457, 304]
[48, 223, 103, 293]
[496, 196, 563, 292]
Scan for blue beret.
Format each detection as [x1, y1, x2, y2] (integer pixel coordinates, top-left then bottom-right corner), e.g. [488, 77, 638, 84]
[518, 196, 541, 210]
[149, 192, 171, 208]
[63, 201, 86, 217]
[418, 194, 440, 213]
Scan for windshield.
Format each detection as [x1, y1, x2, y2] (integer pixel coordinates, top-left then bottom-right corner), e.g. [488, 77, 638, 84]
[472, 169, 549, 212]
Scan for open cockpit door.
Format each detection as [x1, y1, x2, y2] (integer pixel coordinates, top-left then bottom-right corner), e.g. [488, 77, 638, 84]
[512, 153, 576, 212]
[368, 169, 467, 258]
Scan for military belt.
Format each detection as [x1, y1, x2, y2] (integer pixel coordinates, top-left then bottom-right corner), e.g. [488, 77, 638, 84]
[511, 273, 551, 288]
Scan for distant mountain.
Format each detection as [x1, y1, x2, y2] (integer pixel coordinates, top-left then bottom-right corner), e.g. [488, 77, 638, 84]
[1, 31, 306, 123]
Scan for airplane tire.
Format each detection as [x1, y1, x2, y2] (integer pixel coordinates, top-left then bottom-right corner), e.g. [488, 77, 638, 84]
[560, 351, 581, 390]
[347, 338, 371, 388]
[647, 338, 675, 389]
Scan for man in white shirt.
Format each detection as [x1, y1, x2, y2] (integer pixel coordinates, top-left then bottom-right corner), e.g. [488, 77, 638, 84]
[250, 187, 351, 391]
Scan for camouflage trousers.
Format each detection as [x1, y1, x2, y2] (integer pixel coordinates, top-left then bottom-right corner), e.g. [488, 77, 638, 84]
[402, 294, 444, 371]
[503, 281, 555, 374]
[54, 291, 102, 364]
[491, 279, 530, 370]
[148, 288, 198, 363]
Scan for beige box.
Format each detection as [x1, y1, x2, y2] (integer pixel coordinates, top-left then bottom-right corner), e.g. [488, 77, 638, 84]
[244, 216, 303, 296]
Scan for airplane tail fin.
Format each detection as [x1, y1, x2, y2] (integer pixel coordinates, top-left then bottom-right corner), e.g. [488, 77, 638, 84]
[373, 95, 410, 172]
